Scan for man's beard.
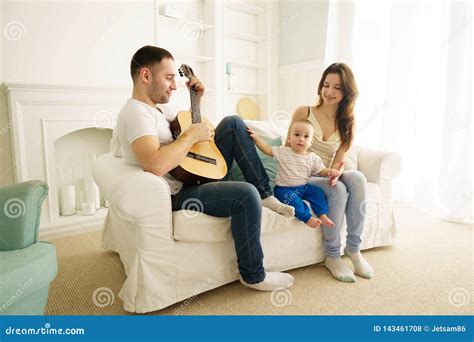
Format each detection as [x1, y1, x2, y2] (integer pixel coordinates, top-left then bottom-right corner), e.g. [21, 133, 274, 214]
[149, 84, 170, 104]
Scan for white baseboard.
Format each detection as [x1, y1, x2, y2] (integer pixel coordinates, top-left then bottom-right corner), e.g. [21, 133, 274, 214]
[39, 218, 103, 241]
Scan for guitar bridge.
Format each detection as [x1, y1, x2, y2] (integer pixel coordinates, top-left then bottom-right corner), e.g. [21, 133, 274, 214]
[186, 152, 217, 165]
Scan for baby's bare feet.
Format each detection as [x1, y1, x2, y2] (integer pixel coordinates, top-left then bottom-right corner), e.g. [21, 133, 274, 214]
[306, 217, 321, 228]
[319, 214, 335, 227]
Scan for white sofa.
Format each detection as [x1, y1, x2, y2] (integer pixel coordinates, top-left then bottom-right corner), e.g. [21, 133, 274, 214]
[92, 120, 401, 313]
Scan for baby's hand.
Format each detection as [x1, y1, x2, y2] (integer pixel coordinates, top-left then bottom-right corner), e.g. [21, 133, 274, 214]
[327, 169, 341, 178]
[328, 162, 343, 187]
[246, 127, 257, 140]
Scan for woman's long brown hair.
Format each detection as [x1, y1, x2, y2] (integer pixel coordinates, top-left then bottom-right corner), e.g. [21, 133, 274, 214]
[316, 63, 359, 149]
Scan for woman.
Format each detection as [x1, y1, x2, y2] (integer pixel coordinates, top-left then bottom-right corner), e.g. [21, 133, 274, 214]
[288, 63, 373, 282]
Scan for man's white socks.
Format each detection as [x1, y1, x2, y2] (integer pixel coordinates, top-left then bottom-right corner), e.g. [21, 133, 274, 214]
[325, 257, 356, 283]
[262, 196, 295, 217]
[240, 272, 294, 291]
[344, 247, 374, 279]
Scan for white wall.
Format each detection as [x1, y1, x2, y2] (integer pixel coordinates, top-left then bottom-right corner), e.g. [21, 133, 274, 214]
[277, 0, 330, 117]
[324, 0, 355, 65]
[2, 1, 154, 86]
[279, 0, 329, 66]
[0, 0, 335, 187]
[0, 1, 13, 187]
[0, 0, 155, 186]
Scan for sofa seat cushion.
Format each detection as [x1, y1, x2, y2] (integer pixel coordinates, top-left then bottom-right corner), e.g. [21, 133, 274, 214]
[0, 242, 57, 310]
[173, 206, 301, 243]
[173, 182, 382, 243]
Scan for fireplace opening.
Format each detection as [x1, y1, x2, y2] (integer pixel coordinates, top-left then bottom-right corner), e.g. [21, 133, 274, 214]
[54, 127, 112, 216]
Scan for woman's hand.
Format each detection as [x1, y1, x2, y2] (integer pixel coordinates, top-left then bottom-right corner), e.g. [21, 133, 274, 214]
[326, 168, 341, 178]
[328, 161, 344, 187]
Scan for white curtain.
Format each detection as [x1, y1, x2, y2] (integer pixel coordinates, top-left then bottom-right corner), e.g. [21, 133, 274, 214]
[326, 0, 473, 222]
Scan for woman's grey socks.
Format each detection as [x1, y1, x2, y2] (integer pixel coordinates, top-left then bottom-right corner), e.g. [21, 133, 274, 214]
[325, 249, 374, 282]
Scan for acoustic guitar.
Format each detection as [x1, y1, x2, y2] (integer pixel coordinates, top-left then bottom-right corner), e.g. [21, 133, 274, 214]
[169, 64, 227, 185]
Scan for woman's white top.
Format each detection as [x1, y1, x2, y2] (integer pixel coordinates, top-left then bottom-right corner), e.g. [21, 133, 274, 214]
[307, 106, 341, 168]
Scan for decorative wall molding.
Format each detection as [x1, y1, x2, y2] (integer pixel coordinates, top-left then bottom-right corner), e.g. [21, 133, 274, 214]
[278, 59, 325, 115]
[279, 59, 325, 74]
[2, 82, 130, 94]
[4, 83, 129, 239]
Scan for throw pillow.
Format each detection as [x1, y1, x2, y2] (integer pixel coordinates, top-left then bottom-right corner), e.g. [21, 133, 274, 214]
[230, 136, 282, 188]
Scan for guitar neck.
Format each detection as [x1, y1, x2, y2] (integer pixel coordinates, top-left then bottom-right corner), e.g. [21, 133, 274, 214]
[190, 87, 201, 123]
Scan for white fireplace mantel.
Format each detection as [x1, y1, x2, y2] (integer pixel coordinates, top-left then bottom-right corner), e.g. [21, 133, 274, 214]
[3, 82, 131, 239]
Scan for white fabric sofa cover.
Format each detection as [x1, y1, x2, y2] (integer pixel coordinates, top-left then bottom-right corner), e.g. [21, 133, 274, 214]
[92, 120, 401, 313]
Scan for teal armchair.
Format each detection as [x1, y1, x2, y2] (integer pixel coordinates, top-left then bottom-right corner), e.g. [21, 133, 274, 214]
[0, 180, 57, 315]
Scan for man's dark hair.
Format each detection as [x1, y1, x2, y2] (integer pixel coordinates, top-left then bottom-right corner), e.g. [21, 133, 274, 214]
[130, 45, 174, 82]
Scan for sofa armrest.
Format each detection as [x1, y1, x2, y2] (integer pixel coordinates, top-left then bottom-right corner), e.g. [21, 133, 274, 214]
[357, 147, 402, 185]
[113, 173, 173, 241]
[0, 180, 48, 251]
[93, 153, 174, 246]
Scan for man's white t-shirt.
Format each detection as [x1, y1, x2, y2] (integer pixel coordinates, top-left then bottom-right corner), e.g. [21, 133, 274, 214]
[114, 98, 183, 195]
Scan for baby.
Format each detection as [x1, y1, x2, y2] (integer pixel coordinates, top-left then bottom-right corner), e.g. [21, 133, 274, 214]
[248, 119, 341, 228]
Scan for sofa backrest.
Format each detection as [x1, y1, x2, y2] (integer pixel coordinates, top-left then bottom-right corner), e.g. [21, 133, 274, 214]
[244, 119, 359, 170]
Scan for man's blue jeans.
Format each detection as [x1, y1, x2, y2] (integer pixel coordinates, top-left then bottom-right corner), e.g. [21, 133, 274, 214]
[172, 116, 272, 284]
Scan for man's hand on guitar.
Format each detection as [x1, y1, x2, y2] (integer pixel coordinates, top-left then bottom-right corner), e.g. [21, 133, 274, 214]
[186, 122, 212, 143]
[186, 77, 205, 99]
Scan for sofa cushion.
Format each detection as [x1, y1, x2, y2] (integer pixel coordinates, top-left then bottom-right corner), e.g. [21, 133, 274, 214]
[230, 136, 282, 188]
[244, 119, 287, 140]
[243, 119, 359, 172]
[173, 206, 301, 243]
[173, 182, 382, 243]
[344, 145, 359, 171]
[0, 242, 57, 311]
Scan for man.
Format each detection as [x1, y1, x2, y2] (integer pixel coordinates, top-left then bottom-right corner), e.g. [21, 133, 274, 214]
[114, 45, 294, 291]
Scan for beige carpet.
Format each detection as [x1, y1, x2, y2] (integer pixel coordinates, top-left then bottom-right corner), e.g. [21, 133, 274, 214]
[45, 203, 473, 315]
